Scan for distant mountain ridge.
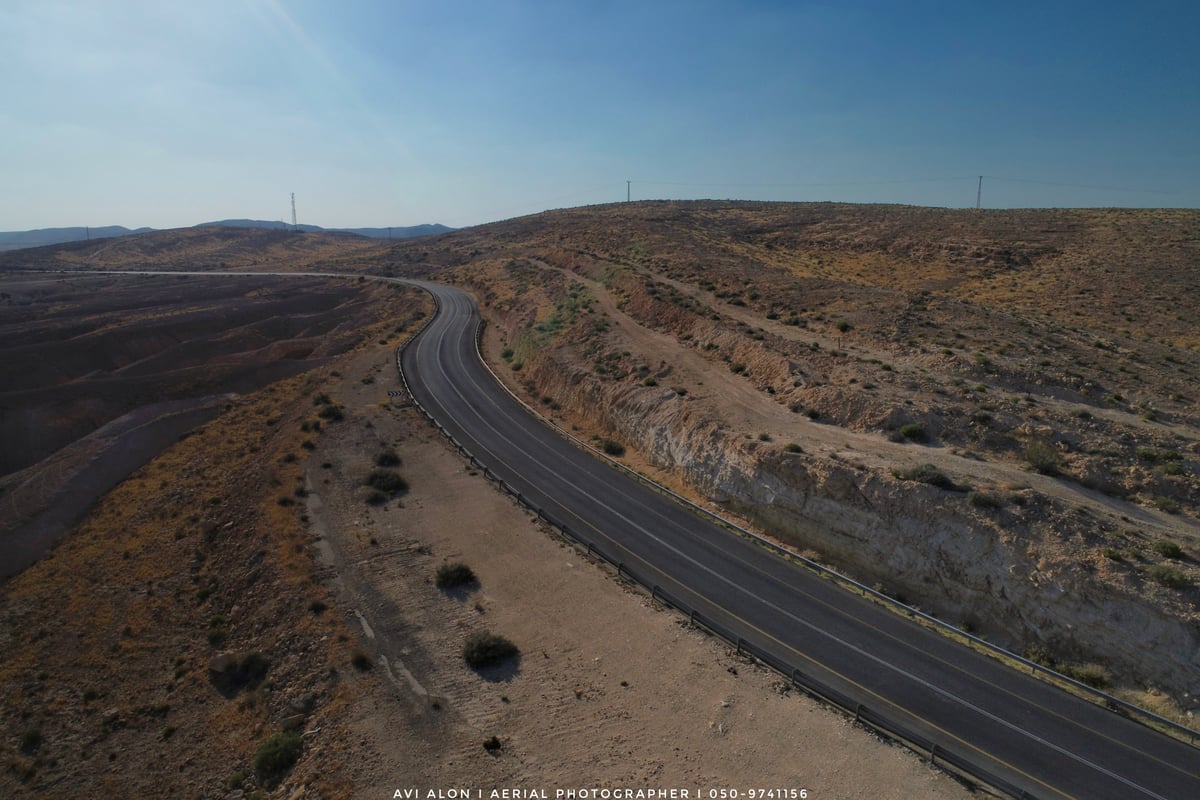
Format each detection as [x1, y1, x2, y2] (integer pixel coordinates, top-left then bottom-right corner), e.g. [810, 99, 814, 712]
[0, 226, 155, 251]
[0, 220, 453, 251]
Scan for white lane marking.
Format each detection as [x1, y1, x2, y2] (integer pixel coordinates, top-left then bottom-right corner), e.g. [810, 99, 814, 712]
[410, 286, 1169, 800]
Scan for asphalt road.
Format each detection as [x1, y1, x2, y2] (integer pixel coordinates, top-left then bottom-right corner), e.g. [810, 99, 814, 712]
[397, 281, 1200, 800]
[47, 270, 1198, 799]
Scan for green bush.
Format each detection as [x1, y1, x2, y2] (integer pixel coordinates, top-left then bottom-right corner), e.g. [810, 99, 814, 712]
[254, 730, 303, 788]
[1153, 541, 1184, 559]
[316, 404, 344, 422]
[365, 469, 408, 494]
[1060, 663, 1110, 689]
[895, 463, 956, 490]
[462, 632, 519, 669]
[1024, 441, 1060, 475]
[967, 491, 1003, 510]
[1148, 565, 1189, 590]
[898, 422, 927, 442]
[784, 443, 802, 453]
[600, 439, 626, 457]
[1154, 496, 1180, 514]
[436, 562, 477, 589]
[374, 449, 401, 467]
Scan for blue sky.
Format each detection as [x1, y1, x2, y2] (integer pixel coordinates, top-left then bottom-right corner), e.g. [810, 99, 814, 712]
[1, 0, 1197, 229]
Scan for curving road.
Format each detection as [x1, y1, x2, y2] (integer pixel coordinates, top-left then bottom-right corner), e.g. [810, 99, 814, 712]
[39, 270, 1200, 798]
[399, 281, 1200, 800]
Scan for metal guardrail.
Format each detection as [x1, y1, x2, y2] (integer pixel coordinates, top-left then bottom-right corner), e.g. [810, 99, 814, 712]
[390, 281, 1198, 800]
[451, 308, 1197, 749]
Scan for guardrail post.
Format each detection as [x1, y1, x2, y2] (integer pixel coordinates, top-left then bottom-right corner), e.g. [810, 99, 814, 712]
[736, 638, 743, 656]
[651, 585, 659, 603]
[929, 744, 938, 766]
[688, 609, 696, 627]
[617, 563, 625, 579]
[854, 704, 862, 723]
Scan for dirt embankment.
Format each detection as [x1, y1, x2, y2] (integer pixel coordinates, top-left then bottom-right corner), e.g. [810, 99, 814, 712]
[284, 329, 974, 799]
[0, 307, 971, 800]
[464, 251, 1200, 710]
[0, 273, 421, 580]
[0, 280, 431, 798]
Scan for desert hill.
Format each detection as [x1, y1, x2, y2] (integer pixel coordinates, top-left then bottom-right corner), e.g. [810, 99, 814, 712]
[0, 224, 395, 272]
[2, 201, 1198, 797]
[0, 226, 155, 252]
[371, 201, 1200, 698]
[0, 221, 453, 252]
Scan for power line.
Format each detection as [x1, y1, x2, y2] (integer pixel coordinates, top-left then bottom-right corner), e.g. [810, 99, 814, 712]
[629, 175, 1175, 195]
[981, 176, 1177, 195]
[631, 176, 975, 189]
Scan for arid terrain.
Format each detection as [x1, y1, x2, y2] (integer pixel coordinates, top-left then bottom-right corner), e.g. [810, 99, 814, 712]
[0, 270, 417, 579]
[1, 202, 1198, 797]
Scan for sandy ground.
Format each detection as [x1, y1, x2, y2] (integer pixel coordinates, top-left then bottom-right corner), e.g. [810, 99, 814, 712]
[304, 341, 975, 799]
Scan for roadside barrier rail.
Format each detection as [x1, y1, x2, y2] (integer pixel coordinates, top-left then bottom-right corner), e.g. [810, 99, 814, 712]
[391, 281, 1198, 800]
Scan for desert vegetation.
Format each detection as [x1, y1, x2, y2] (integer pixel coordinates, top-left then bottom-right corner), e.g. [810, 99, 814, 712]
[461, 632, 519, 670]
[398, 200, 1200, 708]
[436, 562, 478, 590]
[2, 204, 1198, 796]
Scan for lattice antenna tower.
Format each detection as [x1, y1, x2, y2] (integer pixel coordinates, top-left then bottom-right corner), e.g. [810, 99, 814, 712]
[291, 193, 297, 229]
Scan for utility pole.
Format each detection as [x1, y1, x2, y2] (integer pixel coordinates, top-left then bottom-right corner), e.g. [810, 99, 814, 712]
[976, 176, 983, 210]
[627, 180, 631, 203]
[291, 192, 297, 229]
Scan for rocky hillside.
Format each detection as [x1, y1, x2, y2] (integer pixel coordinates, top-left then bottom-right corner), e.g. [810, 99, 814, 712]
[375, 201, 1200, 711]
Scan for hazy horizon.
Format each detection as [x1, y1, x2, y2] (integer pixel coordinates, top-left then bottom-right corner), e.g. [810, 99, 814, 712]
[3, 1, 1197, 230]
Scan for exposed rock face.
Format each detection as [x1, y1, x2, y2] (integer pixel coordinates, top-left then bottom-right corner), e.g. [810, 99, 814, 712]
[520, 350, 1200, 698]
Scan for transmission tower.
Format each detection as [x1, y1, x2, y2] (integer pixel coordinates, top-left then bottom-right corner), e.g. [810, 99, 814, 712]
[291, 193, 297, 229]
